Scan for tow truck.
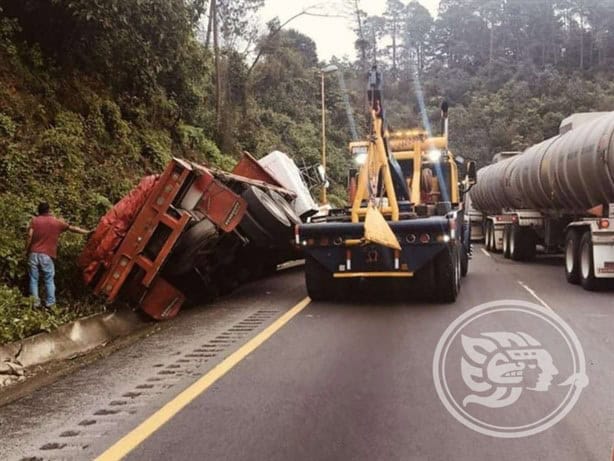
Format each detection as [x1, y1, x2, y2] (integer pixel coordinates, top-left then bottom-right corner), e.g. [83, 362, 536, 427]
[297, 75, 477, 302]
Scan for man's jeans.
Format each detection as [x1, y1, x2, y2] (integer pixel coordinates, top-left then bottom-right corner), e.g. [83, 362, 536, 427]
[28, 252, 56, 307]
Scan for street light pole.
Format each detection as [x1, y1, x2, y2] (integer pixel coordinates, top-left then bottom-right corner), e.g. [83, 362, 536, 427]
[320, 64, 338, 205]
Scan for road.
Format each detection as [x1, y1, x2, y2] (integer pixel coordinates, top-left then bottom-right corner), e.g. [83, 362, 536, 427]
[1, 246, 612, 461]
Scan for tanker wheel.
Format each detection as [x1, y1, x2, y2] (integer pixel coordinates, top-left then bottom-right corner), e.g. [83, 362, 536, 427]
[510, 224, 535, 261]
[488, 222, 497, 252]
[242, 185, 292, 239]
[484, 222, 492, 251]
[520, 227, 537, 261]
[460, 246, 469, 277]
[434, 244, 460, 303]
[579, 231, 599, 291]
[305, 255, 334, 301]
[564, 229, 581, 285]
[502, 225, 511, 259]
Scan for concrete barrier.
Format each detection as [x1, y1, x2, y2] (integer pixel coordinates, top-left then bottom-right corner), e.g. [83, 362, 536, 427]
[0, 309, 150, 387]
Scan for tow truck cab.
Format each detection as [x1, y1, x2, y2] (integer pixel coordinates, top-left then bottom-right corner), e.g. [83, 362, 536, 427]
[298, 123, 475, 303]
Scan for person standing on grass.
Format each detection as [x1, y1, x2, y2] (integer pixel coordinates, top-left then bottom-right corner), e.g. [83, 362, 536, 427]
[25, 202, 90, 308]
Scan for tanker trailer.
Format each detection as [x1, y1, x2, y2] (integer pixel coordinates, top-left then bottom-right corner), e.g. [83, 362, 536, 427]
[470, 113, 614, 290]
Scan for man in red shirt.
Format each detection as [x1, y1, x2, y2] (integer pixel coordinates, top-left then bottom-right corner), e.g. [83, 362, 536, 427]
[26, 202, 90, 308]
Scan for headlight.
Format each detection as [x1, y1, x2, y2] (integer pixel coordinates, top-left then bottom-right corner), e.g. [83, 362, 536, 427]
[355, 152, 368, 165]
[427, 149, 442, 162]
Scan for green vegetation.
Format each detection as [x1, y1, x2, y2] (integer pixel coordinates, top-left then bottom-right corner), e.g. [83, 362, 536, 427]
[0, 0, 350, 342]
[1, 0, 614, 342]
[344, 0, 614, 165]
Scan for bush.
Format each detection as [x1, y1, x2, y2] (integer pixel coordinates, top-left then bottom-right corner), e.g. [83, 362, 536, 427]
[176, 124, 236, 170]
[0, 113, 16, 138]
[0, 284, 102, 344]
[140, 129, 172, 171]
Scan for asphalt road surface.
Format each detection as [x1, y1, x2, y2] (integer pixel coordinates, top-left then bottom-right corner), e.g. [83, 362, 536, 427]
[1, 246, 612, 461]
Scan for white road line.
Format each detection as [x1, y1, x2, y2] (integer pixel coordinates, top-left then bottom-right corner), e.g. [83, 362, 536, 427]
[480, 248, 491, 257]
[517, 280, 553, 311]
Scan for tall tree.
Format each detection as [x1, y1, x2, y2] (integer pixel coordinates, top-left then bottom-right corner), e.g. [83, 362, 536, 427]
[383, 0, 405, 78]
[403, 1, 434, 72]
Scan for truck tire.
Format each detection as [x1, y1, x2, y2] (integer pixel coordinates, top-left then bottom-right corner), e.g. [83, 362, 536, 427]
[491, 225, 502, 253]
[503, 224, 512, 259]
[521, 228, 537, 261]
[485, 221, 493, 251]
[510, 224, 536, 261]
[163, 219, 218, 276]
[242, 185, 292, 238]
[413, 261, 435, 297]
[434, 245, 460, 303]
[305, 255, 334, 301]
[579, 231, 598, 290]
[237, 211, 273, 247]
[564, 229, 581, 285]
[268, 190, 301, 226]
[460, 245, 469, 277]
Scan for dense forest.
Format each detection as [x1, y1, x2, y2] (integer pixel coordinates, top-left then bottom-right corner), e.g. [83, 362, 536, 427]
[1, 0, 614, 340]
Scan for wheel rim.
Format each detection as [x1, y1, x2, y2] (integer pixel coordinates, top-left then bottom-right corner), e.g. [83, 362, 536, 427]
[565, 239, 575, 273]
[580, 241, 591, 279]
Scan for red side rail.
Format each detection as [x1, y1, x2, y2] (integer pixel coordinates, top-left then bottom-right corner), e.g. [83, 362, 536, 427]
[94, 159, 193, 309]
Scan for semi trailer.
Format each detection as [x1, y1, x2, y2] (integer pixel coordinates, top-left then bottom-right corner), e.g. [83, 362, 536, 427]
[79, 152, 313, 319]
[297, 76, 476, 302]
[470, 112, 614, 290]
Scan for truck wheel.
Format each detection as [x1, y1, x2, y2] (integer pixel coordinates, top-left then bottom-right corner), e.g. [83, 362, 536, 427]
[460, 245, 469, 277]
[242, 185, 292, 238]
[510, 224, 535, 261]
[509, 224, 521, 260]
[163, 219, 218, 276]
[268, 190, 301, 226]
[434, 245, 460, 303]
[305, 255, 333, 301]
[579, 231, 598, 291]
[503, 225, 511, 259]
[485, 221, 492, 251]
[237, 211, 273, 247]
[564, 230, 581, 284]
[520, 228, 537, 261]
[413, 261, 435, 297]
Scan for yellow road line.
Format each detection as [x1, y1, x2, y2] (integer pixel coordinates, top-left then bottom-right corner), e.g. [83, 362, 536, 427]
[95, 296, 311, 461]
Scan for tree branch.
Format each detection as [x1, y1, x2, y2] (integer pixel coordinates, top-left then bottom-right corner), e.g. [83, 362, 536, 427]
[246, 6, 346, 77]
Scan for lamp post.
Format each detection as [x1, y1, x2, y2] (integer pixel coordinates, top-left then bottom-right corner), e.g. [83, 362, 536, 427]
[320, 64, 338, 205]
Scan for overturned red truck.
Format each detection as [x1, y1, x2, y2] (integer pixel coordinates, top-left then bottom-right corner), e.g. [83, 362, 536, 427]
[79, 153, 316, 319]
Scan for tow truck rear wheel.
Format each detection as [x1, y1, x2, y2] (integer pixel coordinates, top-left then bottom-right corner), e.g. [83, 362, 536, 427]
[434, 244, 460, 303]
[564, 229, 581, 284]
[305, 255, 334, 301]
[579, 231, 598, 291]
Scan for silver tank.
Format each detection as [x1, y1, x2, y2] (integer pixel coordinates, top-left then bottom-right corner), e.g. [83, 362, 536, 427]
[470, 112, 614, 214]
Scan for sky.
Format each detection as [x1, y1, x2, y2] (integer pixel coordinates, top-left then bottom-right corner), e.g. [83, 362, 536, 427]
[259, 0, 440, 62]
